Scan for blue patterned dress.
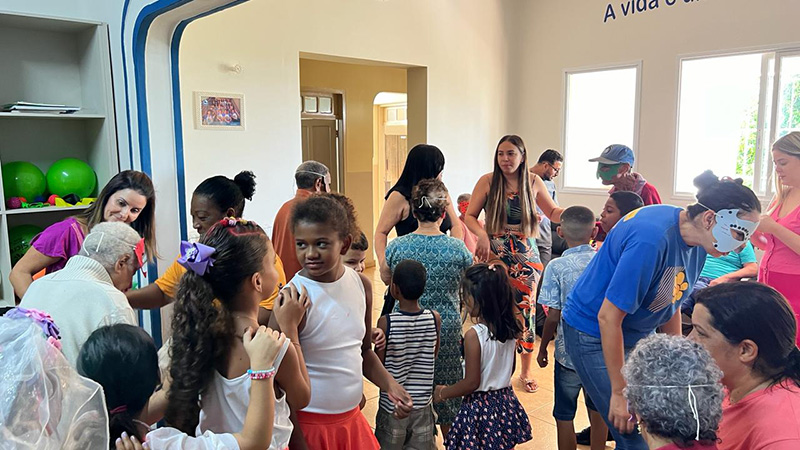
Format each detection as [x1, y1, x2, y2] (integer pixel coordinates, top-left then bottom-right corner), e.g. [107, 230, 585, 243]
[386, 234, 473, 425]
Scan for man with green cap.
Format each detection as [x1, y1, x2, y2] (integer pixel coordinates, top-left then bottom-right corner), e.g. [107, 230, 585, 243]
[590, 144, 661, 206]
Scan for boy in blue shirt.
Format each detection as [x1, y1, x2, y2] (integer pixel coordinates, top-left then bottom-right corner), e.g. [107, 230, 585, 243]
[537, 206, 609, 450]
[681, 240, 758, 334]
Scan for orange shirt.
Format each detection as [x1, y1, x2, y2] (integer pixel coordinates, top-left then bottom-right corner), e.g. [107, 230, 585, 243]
[272, 189, 313, 281]
[154, 253, 286, 310]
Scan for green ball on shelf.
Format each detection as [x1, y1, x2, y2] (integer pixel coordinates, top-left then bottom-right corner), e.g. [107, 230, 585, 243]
[2, 161, 46, 201]
[46, 158, 97, 198]
[9, 224, 44, 266]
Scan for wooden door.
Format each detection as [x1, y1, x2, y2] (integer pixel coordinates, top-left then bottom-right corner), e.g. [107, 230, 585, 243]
[301, 118, 340, 191]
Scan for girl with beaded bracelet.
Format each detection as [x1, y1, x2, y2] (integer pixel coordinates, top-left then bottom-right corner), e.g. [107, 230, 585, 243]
[165, 218, 311, 450]
[434, 264, 532, 449]
[77, 323, 285, 449]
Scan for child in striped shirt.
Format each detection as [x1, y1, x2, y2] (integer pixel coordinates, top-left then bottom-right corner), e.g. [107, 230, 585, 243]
[375, 260, 441, 449]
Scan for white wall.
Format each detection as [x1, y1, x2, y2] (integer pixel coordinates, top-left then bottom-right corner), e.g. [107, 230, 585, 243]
[511, 0, 800, 213]
[178, 0, 514, 229]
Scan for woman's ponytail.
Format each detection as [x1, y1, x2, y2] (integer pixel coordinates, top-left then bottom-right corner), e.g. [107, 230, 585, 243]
[108, 410, 138, 447]
[781, 347, 800, 386]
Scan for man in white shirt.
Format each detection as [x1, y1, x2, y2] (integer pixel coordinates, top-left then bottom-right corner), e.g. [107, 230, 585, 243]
[20, 222, 141, 365]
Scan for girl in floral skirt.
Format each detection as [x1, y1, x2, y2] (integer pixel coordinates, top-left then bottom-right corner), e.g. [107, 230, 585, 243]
[434, 263, 532, 449]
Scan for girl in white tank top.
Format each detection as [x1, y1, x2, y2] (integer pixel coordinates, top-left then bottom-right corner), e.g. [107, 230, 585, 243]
[433, 263, 533, 449]
[282, 195, 413, 450]
[164, 218, 311, 449]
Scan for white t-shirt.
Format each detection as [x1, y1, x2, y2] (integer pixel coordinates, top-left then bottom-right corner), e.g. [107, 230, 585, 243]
[474, 323, 516, 392]
[290, 268, 366, 413]
[197, 339, 293, 450]
[146, 428, 239, 449]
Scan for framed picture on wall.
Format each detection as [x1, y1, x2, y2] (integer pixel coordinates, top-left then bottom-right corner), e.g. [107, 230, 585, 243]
[195, 92, 244, 130]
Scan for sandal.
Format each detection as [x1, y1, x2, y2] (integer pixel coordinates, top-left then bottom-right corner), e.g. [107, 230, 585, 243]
[519, 376, 539, 393]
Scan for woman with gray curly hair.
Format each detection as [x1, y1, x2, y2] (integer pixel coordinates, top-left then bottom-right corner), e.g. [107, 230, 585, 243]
[623, 334, 724, 450]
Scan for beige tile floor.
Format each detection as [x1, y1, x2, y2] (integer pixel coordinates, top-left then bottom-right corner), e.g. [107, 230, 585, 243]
[362, 268, 613, 449]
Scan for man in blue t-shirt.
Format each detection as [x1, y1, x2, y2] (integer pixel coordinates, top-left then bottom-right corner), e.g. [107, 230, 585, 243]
[561, 204, 708, 449]
[563, 205, 707, 346]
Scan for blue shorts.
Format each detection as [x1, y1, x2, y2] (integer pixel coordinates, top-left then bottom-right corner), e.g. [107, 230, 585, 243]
[553, 361, 596, 421]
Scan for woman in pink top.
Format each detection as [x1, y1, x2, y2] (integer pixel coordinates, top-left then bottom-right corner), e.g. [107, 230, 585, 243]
[689, 282, 800, 450]
[10, 170, 157, 298]
[754, 132, 800, 345]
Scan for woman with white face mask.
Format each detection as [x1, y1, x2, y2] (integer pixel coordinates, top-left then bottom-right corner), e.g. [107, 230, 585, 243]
[561, 171, 761, 450]
[753, 132, 800, 346]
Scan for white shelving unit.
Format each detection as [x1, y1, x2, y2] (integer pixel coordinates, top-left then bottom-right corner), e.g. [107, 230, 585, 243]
[0, 11, 119, 306]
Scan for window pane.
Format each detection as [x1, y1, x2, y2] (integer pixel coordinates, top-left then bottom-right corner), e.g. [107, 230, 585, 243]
[564, 67, 638, 189]
[758, 54, 775, 195]
[675, 54, 763, 193]
[777, 55, 800, 139]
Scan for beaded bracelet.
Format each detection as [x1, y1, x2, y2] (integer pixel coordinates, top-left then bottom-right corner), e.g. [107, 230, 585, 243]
[247, 367, 277, 380]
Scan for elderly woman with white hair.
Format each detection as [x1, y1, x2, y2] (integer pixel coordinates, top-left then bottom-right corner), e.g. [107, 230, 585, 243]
[623, 334, 724, 450]
[19, 221, 143, 365]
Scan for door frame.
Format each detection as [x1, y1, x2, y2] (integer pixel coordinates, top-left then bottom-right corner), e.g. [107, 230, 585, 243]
[300, 87, 346, 193]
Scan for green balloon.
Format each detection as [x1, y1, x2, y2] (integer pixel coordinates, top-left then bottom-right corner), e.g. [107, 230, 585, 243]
[2, 161, 46, 200]
[46, 158, 97, 198]
[9, 224, 43, 266]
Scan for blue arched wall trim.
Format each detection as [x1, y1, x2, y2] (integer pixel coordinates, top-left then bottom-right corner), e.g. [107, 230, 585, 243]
[124, 0, 250, 344]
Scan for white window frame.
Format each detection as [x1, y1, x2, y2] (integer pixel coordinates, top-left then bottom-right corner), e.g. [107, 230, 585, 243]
[672, 44, 800, 202]
[559, 61, 643, 195]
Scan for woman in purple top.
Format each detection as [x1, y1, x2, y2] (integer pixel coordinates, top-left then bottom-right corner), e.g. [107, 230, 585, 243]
[10, 170, 157, 298]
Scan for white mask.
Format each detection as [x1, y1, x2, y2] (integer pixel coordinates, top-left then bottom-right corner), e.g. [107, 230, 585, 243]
[698, 204, 758, 253]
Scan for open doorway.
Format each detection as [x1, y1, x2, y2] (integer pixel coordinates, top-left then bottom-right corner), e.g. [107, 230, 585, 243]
[372, 92, 408, 235]
[298, 57, 418, 269]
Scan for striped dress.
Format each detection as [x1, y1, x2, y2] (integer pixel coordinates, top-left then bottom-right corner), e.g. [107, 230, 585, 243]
[379, 309, 438, 413]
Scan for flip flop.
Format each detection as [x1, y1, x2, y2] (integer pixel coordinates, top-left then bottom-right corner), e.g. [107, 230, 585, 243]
[519, 376, 539, 393]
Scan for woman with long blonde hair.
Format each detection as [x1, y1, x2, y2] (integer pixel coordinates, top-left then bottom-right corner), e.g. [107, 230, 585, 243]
[753, 131, 800, 346]
[465, 135, 564, 393]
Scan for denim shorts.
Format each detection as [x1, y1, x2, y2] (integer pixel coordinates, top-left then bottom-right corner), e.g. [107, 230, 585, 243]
[563, 321, 648, 450]
[553, 361, 596, 421]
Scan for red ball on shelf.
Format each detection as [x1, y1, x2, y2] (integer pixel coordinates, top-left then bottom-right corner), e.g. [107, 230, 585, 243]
[48, 194, 59, 206]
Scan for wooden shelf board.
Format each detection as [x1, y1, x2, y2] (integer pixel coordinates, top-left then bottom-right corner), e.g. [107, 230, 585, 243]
[3, 205, 90, 215]
[0, 112, 105, 120]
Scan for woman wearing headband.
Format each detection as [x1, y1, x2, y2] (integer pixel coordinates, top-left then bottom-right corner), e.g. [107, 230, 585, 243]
[384, 178, 473, 439]
[561, 171, 761, 449]
[753, 132, 800, 346]
[127, 171, 285, 325]
[623, 334, 723, 450]
[689, 282, 800, 450]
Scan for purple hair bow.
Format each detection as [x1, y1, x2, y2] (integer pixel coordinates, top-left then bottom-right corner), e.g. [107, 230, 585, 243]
[178, 241, 216, 276]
